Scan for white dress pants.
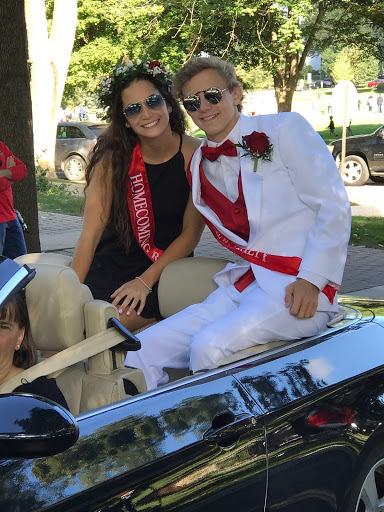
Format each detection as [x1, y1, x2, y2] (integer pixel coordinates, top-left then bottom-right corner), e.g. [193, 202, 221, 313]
[125, 281, 331, 390]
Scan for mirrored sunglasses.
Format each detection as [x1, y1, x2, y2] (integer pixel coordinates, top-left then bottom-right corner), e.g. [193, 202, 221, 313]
[123, 94, 165, 118]
[182, 87, 228, 112]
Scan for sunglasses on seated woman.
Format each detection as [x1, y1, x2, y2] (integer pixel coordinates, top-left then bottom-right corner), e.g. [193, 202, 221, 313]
[182, 87, 228, 112]
[123, 94, 165, 118]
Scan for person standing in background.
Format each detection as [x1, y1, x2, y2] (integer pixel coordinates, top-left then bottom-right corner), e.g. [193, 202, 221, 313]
[328, 115, 338, 137]
[377, 94, 383, 113]
[0, 142, 27, 258]
[78, 104, 86, 121]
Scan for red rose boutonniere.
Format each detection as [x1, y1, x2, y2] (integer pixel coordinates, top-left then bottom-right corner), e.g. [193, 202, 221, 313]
[235, 131, 273, 172]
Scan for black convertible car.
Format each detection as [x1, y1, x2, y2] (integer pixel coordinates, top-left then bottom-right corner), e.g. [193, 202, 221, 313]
[1, 255, 384, 512]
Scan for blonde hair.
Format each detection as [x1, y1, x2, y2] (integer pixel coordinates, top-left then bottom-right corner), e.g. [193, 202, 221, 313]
[172, 56, 243, 111]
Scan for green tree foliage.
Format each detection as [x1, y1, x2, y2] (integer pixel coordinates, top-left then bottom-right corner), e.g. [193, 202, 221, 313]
[62, 0, 163, 106]
[332, 47, 379, 85]
[320, 48, 339, 78]
[235, 65, 274, 91]
[60, 0, 384, 112]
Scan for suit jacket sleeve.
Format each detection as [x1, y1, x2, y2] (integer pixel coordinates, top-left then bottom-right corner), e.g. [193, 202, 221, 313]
[277, 112, 351, 287]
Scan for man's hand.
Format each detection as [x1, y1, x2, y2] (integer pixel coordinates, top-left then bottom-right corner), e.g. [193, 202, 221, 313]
[285, 279, 319, 318]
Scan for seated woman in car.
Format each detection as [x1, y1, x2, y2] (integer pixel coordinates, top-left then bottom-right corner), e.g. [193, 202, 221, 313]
[0, 289, 68, 409]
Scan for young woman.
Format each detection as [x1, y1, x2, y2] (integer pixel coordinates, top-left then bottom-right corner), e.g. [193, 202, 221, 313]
[0, 289, 68, 409]
[71, 59, 204, 331]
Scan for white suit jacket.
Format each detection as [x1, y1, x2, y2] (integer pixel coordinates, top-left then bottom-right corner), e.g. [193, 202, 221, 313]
[189, 112, 351, 312]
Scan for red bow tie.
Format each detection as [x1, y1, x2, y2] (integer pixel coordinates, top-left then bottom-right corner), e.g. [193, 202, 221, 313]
[201, 139, 237, 161]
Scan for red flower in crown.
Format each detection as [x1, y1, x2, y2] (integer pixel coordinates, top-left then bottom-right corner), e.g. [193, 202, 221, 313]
[235, 131, 273, 172]
[148, 60, 165, 71]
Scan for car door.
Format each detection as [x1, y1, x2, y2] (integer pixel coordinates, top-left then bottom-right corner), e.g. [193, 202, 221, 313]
[55, 124, 68, 168]
[363, 127, 384, 171]
[0, 372, 267, 512]
[55, 125, 89, 168]
[232, 321, 384, 512]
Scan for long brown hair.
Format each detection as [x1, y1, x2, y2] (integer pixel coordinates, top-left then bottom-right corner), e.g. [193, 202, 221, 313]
[86, 77, 186, 248]
[0, 290, 36, 370]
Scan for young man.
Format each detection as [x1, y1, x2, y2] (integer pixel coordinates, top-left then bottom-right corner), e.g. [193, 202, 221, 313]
[0, 141, 27, 259]
[125, 56, 351, 390]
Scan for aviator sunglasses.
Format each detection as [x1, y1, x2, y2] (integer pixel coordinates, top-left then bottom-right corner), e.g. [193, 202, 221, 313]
[123, 94, 165, 118]
[182, 87, 228, 112]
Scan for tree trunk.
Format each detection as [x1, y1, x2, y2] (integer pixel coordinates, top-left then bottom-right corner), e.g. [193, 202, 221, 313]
[0, 0, 40, 253]
[25, 0, 77, 176]
[274, 75, 296, 112]
[272, 1, 326, 113]
[273, 55, 298, 112]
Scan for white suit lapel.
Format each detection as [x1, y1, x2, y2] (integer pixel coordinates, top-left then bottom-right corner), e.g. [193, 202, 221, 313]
[239, 115, 263, 245]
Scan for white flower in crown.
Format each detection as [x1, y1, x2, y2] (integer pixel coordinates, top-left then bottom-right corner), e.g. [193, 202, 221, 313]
[98, 58, 173, 118]
[115, 66, 125, 76]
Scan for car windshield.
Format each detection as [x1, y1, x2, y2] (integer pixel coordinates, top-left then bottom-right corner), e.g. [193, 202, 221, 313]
[88, 125, 108, 136]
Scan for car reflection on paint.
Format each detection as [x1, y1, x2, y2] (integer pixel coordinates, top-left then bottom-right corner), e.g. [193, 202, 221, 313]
[2, 262, 384, 511]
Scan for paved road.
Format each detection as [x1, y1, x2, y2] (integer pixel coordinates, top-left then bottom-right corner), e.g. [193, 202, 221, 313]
[347, 182, 384, 217]
[38, 210, 384, 297]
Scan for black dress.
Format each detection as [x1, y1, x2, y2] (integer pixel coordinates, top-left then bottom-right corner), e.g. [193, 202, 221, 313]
[84, 138, 190, 319]
[13, 376, 69, 410]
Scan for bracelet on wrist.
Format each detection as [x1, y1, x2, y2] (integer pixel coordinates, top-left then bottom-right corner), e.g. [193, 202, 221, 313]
[135, 276, 152, 293]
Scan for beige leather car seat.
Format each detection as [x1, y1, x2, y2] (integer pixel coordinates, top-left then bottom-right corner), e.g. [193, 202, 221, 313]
[155, 257, 290, 374]
[15, 254, 350, 400]
[14, 256, 146, 415]
[156, 257, 349, 370]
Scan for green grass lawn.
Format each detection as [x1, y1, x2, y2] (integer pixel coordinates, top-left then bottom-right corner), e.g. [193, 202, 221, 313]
[37, 190, 83, 216]
[318, 123, 379, 144]
[350, 217, 384, 249]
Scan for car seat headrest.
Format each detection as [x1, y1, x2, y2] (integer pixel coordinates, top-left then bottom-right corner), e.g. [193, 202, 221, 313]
[24, 263, 92, 351]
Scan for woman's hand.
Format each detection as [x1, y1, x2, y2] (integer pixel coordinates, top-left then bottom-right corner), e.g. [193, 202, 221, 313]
[110, 277, 152, 317]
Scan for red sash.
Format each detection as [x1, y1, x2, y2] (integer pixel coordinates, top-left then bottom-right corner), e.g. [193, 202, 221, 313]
[187, 159, 338, 304]
[126, 143, 164, 262]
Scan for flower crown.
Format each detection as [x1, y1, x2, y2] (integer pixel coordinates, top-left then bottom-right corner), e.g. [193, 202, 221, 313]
[99, 58, 173, 113]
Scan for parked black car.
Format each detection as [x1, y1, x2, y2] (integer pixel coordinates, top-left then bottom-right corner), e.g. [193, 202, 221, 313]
[329, 125, 384, 186]
[55, 122, 108, 181]
[2, 256, 384, 511]
[306, 81, 318, 89]
[315, 78, 334, 88]
[323, 77, 334, 87]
